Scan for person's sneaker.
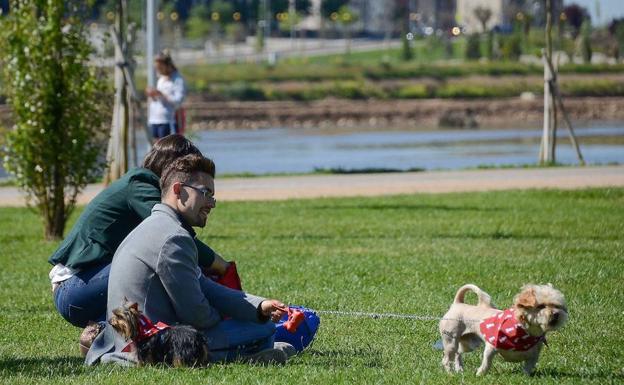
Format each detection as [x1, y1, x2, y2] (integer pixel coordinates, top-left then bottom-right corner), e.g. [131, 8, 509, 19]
[274, 342, 297, 359]
[79, 321, 104, 357]
[244, 347, 288, 365]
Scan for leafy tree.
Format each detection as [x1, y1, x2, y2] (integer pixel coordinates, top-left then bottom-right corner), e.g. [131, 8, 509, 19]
[0, 0, 109, 240]
[337, 5, 358, 55]
[563, 3, 590, 39]
[609, 18, 624, 60]
[473, 6, 492, 33]
[465, 33, 482, 60]
[321, 0, 348, 18]
[500, 33, 522, 61]
[186, 4, 212, 40]
[401, 32, 413, 61]
[272, 0, 311, 15]
[579, 20, 592, 63]
[210, 0, 235, 26]
[98, 0, 144, 27]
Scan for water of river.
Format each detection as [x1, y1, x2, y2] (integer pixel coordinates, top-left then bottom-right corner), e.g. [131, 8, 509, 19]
[1, 125, 622, 179]
[190, 125, 624, 175]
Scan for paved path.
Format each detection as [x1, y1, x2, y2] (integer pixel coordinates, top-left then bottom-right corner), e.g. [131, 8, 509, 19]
[1, 166, 622, 207]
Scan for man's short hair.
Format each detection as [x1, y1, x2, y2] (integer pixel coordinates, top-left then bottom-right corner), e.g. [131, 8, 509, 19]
[142, 134, 202, 177]
[160, 154, 216, 198]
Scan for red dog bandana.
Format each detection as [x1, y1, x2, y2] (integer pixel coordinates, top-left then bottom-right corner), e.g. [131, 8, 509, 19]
[120, 315, 170, 353]
[136, 314, 170, 342]
[480, 308, 544, 351]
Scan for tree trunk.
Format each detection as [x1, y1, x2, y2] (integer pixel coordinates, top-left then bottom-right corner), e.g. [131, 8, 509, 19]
[105, 0, 130, 185]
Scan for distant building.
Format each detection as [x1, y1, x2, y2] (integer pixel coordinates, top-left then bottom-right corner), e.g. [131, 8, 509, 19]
[415, 0, 458, 31]
[298, 0, 322, 32]
[456, 0, 505, 33]
[348, 0, 395, 37]
[349, 0, 458, 37]
[298, 0, 562, 37]
[456, 0, 564, 34]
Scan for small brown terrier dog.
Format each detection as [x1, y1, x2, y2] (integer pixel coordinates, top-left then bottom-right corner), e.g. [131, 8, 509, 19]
[439, 284, 568, 375]
[109, 300, 210, 367]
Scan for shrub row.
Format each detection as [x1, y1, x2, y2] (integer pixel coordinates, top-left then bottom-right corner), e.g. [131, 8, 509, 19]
[183, 61, 624, 86]
[205, 79, 624, 101]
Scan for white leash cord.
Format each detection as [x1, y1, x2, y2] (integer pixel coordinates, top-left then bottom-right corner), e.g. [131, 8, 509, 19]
[312, 309, 481, 323]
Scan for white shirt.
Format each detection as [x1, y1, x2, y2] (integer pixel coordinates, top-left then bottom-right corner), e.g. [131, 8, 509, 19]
[49, 263, 78, 292]
[148, 71, 186, 125]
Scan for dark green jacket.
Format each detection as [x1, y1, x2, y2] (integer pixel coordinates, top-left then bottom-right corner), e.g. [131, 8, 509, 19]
[48, 167, 215, 270]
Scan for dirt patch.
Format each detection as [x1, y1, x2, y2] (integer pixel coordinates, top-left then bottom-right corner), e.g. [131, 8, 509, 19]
[3, 96, 624, 131]
[184, 97, 624, 130]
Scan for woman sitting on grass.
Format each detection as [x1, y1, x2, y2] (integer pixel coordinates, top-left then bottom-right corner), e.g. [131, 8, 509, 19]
[48, 135, 231, 330]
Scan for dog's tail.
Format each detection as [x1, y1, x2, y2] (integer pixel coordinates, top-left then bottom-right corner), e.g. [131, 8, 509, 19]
[453, 284, 492, 307]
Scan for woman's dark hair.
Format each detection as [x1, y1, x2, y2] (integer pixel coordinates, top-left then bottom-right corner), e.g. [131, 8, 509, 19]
[155, 49, 177, 72]
[142, 134, 202, 177]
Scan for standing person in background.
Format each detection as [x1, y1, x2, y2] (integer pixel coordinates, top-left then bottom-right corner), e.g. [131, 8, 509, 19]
[146, 50, 185, 139]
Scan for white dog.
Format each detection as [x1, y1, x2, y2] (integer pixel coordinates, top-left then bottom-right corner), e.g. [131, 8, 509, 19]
[439, 284, 568, 375]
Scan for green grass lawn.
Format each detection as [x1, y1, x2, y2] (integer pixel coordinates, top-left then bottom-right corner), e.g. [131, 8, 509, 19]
[1, 188, 623, 384]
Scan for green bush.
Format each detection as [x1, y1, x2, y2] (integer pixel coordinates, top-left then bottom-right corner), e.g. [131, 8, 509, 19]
[395, 84, 431, 99]
[0, 0, 109, 240]
[434, 81, 537, 99]
[560, 79, 624, 96]
[177, 59, 624, 87]
[500, 34, 523, 61]
[331, 81, 372, 99]
[218, 82, 267, 100]
[203, 77, 624, 101]
[401, 33, 414, 61]
[465, 34, 482, 60]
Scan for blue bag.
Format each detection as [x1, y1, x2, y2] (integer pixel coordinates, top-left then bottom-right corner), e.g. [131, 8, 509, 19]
[274, 305, 320, 352]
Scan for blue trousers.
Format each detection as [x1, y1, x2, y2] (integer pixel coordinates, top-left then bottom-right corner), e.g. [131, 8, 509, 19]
[53, 263, 275, 360]
[53, 263, 110, 327]
[150, 123, 178, 139]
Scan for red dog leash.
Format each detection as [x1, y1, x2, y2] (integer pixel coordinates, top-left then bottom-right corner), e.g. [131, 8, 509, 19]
[273, 305, 305, 333]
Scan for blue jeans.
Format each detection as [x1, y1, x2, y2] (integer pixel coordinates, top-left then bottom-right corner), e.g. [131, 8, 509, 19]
[53, 263, 110, 328]
[150, 123, 178, 139]
[54, 264, 277, 360]
[204, 319, 276, 362]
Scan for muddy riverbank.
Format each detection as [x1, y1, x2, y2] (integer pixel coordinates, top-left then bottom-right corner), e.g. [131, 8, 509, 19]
[2, 96, 624, 131]
[183, 96, 624, 130]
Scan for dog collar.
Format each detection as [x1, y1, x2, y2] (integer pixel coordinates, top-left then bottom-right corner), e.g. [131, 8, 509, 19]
[137, 314, 170, 342]
[480, 308, 544, 351]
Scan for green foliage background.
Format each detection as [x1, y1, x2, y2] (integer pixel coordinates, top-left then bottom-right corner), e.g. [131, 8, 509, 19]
[0, 0, 109, 239]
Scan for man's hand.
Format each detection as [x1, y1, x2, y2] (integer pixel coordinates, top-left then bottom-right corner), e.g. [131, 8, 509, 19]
[260, 300, 287, 322]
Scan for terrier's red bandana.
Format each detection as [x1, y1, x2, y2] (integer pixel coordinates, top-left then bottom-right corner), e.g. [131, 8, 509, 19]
[136, 314, 170, 342]
[480, 308, 544, 351]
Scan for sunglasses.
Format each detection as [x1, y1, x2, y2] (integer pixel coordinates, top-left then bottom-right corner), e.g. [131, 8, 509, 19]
[181, 183, 216, 204]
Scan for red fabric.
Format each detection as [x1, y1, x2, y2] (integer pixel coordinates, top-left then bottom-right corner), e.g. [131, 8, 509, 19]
[175, 108, 186, 135]
[216, 262, 243, 291]
[480, 308, 544, 351]
[283, 308, 305, 333]
[136, 314, 170, 342]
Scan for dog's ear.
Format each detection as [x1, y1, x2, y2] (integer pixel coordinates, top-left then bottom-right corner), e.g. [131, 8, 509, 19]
[515, 286, 537, 309]
[129, 302, 139, 311]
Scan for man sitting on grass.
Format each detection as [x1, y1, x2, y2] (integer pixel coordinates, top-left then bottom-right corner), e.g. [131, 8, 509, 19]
[86, 154, 295, 365]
